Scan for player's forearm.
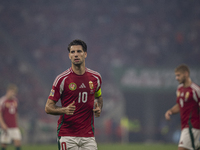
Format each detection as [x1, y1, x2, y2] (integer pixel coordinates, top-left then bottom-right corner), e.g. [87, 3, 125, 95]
[0, 114, 7, 129]
[96, 96, 103, 109]
[45, 105, 66, 115]
[169, 104, 180, 114]
[45, 100, 65, 115]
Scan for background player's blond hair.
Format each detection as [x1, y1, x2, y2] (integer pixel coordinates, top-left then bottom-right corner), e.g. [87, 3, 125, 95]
[175, 64, 190, 75]
[7, 84, 18, 92]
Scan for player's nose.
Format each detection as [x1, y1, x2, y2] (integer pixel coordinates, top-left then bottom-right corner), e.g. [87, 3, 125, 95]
[74, 52, 78, 57]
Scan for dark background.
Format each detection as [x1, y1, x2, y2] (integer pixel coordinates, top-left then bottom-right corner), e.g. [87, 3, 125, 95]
[0, 0, 200, 144]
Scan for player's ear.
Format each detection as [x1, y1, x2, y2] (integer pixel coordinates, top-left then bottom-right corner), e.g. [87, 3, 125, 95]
[84, 52, 87, 58]
[185, 71, 189, 77]
[69, 53, 71, 60]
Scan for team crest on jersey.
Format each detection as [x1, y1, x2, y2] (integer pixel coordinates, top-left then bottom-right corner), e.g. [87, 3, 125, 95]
[5, 102, 11, 108]
[176, 91, 180, 97]
[89, 81, 94, 89]
[185, 92, 189, 100]
[69, 82, 77, 91]
[49, 89, 55, 97]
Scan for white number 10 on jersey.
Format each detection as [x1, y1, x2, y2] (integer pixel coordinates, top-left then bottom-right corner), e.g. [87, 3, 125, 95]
[78, 92, 88, 103]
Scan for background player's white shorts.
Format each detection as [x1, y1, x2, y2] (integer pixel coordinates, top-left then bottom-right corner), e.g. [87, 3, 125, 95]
[0, 128, 22, 144]
[178, 128, 200, 150]
[58, 136, 97, 150]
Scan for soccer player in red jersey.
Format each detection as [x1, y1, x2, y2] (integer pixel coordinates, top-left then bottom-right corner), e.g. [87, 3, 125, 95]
[45, 39, 103, 150]
[165, 64, 200, 150]
[0, 84, 22, 150]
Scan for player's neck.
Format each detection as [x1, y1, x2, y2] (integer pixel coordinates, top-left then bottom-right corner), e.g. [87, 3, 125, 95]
[183, 78, 192, 88]
[71, 64, 85, 75]
[5, 94, 13, 100]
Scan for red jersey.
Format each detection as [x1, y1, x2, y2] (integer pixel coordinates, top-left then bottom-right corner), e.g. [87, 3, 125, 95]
[0, 96, 18, 128]
[48, 67, 102, 137]
[176, 83, 200, 130]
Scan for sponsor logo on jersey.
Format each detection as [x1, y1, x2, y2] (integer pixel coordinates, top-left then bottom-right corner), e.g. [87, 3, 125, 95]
[89, 81, 94, 89]
[49, 89, 55, 97]
[79, 83, 86, 88]
[69, 83, 77, 91]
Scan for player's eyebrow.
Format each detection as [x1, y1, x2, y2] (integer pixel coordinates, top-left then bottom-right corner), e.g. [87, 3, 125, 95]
[77, 50, 83, 52]
[71, 49, 83, 52]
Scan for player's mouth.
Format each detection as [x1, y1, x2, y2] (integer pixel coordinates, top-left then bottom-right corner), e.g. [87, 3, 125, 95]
[74, 58, 80, 62]
[177, 79, 182, 83]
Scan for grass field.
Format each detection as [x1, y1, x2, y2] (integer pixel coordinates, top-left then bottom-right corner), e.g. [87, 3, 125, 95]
[6, 143, 177, 150]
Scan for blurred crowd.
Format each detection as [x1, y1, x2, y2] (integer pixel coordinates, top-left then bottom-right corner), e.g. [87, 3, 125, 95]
[0, 0, 200, 143]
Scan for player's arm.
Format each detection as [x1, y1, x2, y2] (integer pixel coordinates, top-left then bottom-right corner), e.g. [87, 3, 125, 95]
[0, 111, 7, 130]
[93, 86, 103, 117]
[93, 96, 103, 118]
[96, 96, 103, 110]
[165, 103, 180, 120]
[45, 99, 76, 115]
[94, 87, 103, 109]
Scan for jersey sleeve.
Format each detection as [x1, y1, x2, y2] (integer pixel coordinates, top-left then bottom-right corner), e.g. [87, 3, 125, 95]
[48, 76, 66, 102]
[194, 87, 200, 106]
[94, 74, 102, 98]
[0, 97, 6, 113]
[191, 84, 200, 108]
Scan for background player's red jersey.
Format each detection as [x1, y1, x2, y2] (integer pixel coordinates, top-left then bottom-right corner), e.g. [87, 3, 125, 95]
[0, 96, 18, 128]
[48, 67, 102, 137]
[176, 83, 200, 129]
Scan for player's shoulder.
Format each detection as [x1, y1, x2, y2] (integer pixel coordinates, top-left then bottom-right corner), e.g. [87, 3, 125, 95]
[0, 96, 7, 105]
[191, 82, 200, 95]
[85, 68, 102, 78]
[53, 68, 73, 86]
[191, 82, 200, 90]
[59, 68, 73, 76]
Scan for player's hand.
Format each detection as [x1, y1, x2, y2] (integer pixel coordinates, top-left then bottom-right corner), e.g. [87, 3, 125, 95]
[93, 102, 101, 117]
[165, 110, 172, 120]
[65, 101, 76, 115]
[1, 124, 7, 130]
[1, 124, 8, 133]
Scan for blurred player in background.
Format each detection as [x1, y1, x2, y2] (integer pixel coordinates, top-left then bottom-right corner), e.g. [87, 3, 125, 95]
[0, 84, 22, 150]
[165, 64, 200, 150]
[45, 39, 103, 150]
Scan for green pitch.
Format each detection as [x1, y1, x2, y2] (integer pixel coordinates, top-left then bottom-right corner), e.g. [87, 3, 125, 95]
[6, 143, 177, 150]
[99, 143, 177, 150]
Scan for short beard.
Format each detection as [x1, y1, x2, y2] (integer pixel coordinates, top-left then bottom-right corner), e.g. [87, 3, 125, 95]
[180, 76, 186, 84]
[73, 62, 81, 67]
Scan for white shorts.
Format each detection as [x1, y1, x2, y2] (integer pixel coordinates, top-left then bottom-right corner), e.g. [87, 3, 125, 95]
[0, 128, 22, 144]
[178, 128, 200, 150]
[58, 136, 97, 150]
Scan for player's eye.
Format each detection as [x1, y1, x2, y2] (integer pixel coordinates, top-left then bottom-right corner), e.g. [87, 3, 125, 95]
[77, 50, 82, 53]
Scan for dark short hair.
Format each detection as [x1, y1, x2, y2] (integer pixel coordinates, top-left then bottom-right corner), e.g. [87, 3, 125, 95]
[67, 39, 87, 52]
[175, 64, 190, 75]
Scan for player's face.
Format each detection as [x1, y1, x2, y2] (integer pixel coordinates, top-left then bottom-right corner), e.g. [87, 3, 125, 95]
[69, 45, 87, 66]
[7, 89, 17, 99]
[175, 71, 186, 84]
